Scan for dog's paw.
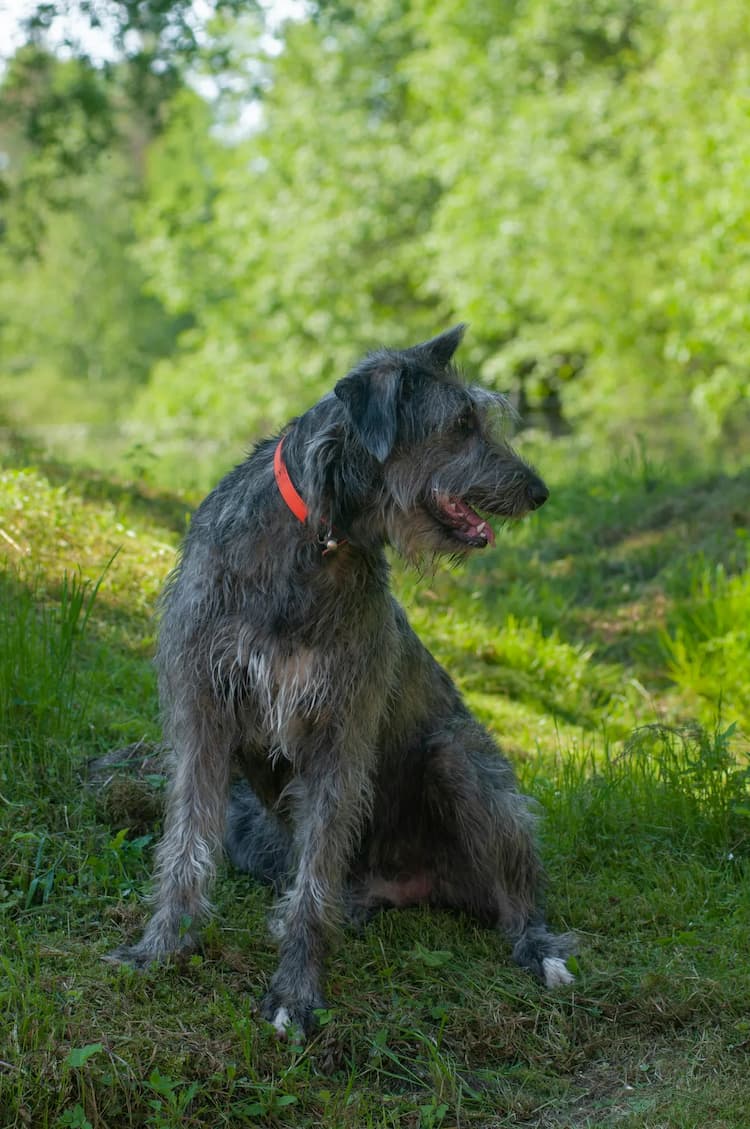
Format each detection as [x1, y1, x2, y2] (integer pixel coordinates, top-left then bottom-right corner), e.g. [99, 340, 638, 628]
[269, 1005, 295, 1039]
[102, 942, 164, 970]
[260, 988, 325, 1040]
[103, 931, 196, 970]
[542, 956, 575, 988]
[512, 926, 577, 987]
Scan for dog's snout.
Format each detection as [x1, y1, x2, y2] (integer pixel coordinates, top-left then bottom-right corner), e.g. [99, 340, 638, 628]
[527, 478, 549, 510]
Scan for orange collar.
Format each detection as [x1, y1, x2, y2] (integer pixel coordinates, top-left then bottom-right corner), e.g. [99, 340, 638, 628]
[273, 436, 309, 523]
[273, 436, 347, 555]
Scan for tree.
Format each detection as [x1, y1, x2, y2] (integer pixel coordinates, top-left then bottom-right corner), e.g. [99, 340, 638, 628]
[132, 2, 448, 446]
[0, 47, 183, 429]
[2, 0, 748, 464]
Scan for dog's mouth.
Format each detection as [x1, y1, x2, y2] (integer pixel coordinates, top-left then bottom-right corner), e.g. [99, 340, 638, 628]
[430, 493, 496, 548]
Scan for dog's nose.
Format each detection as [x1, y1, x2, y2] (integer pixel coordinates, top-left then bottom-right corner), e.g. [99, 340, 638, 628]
[527, 479, 549, 510]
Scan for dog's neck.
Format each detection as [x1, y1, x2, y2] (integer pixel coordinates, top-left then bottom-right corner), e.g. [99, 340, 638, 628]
[276, 403, 392, 556]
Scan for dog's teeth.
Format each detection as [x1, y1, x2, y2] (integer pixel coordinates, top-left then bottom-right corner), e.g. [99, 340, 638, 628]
[477, 522, 486, 535]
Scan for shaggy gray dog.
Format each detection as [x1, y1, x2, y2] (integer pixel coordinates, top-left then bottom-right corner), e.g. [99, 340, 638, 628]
[108, 326, 574, 1036]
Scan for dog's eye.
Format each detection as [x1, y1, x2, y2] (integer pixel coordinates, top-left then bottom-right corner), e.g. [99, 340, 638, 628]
[454, 409, 477, 434]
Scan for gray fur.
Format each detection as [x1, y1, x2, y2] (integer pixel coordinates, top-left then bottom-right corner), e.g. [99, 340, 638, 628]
[106, 326, 574, 1035]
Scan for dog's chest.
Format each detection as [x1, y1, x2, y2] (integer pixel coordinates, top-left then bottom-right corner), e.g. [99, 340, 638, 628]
[227, 556, 400, 748]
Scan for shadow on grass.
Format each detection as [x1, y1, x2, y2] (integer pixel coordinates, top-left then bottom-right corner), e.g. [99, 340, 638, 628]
[538, 462, 750, 563]
[0, 429, 194, 535]
[460, 461, 750, 667]
[0, 558, 160, 769]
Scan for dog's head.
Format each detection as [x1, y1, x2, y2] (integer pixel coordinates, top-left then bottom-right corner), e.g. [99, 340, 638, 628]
[334, 326, 548, 558]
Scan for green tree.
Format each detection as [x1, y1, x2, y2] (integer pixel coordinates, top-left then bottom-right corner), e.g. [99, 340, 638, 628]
[133, 0, 750, 453]
[406, 0, 750, 436]
[3, 0, 748, 465]
[133, 2, 447, 449]
[0, 47, 183, 430]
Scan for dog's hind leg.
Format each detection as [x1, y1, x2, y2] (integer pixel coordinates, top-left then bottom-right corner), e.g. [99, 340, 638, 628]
[106, 701, 233, 967]
[425, 726, 576, 988]
[225, 781, 293, 892]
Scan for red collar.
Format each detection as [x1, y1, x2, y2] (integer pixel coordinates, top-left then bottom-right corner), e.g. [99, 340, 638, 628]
[273, 435, 308, 523]
[273, 436, 346, 554]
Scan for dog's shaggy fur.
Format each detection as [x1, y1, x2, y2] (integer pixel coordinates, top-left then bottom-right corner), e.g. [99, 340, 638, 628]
[107, 326, 575, 1036]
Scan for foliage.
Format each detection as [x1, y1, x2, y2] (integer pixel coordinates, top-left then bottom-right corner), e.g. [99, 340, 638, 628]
[0, 47, 185, 433]
[2, 0, 748, 474]
[0, 45, 115, 240]
[128, 0, 750, 452]
[130, 9, 444, 448]
[20, 0, 255, 118]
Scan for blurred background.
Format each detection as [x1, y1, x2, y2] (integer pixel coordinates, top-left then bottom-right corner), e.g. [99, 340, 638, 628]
[1, 0, 748, 492]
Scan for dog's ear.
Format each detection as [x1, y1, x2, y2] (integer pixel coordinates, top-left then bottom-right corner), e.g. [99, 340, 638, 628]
[411, 324, 467, 368]
[334, 356, 402, 462]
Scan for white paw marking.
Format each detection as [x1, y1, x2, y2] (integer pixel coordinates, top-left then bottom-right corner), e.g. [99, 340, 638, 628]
[272, 1007, 292, 1037]
[543, 957, 575, 988]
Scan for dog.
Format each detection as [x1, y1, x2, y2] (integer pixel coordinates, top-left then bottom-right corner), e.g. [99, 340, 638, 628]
[107, 325, 575, 1036]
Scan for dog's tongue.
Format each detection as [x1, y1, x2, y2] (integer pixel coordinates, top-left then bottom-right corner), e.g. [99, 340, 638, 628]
[443, 498, 496, 546]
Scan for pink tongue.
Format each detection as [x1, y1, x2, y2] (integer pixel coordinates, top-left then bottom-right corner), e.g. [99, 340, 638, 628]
[449, 499, 496, 545]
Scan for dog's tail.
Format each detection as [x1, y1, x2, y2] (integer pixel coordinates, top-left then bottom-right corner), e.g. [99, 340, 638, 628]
[224, 782, 292, 891]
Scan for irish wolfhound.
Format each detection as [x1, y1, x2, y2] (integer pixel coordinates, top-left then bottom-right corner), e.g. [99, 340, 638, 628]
[107, 325, 574, 1036]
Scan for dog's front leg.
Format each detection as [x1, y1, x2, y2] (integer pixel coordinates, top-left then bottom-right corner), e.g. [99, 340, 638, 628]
[106, 704, 233, 967]
[261, 733, 374, 1038]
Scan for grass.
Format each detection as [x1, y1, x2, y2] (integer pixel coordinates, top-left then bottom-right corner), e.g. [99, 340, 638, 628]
[0, 436, 749, 1128]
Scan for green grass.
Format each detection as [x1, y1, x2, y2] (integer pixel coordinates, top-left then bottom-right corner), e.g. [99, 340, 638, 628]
[0, 441, 748, 1128]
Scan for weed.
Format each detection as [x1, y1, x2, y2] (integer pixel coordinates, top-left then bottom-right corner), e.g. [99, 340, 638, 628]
[664, 562, 750, 725]
[144, 1070, 201, 1128]
[0, 561, 107, 769]
[57, 1106, 94, 1129]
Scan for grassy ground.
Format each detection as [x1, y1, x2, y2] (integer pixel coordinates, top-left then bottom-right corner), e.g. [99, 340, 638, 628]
[0, 435, 749, 1128]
